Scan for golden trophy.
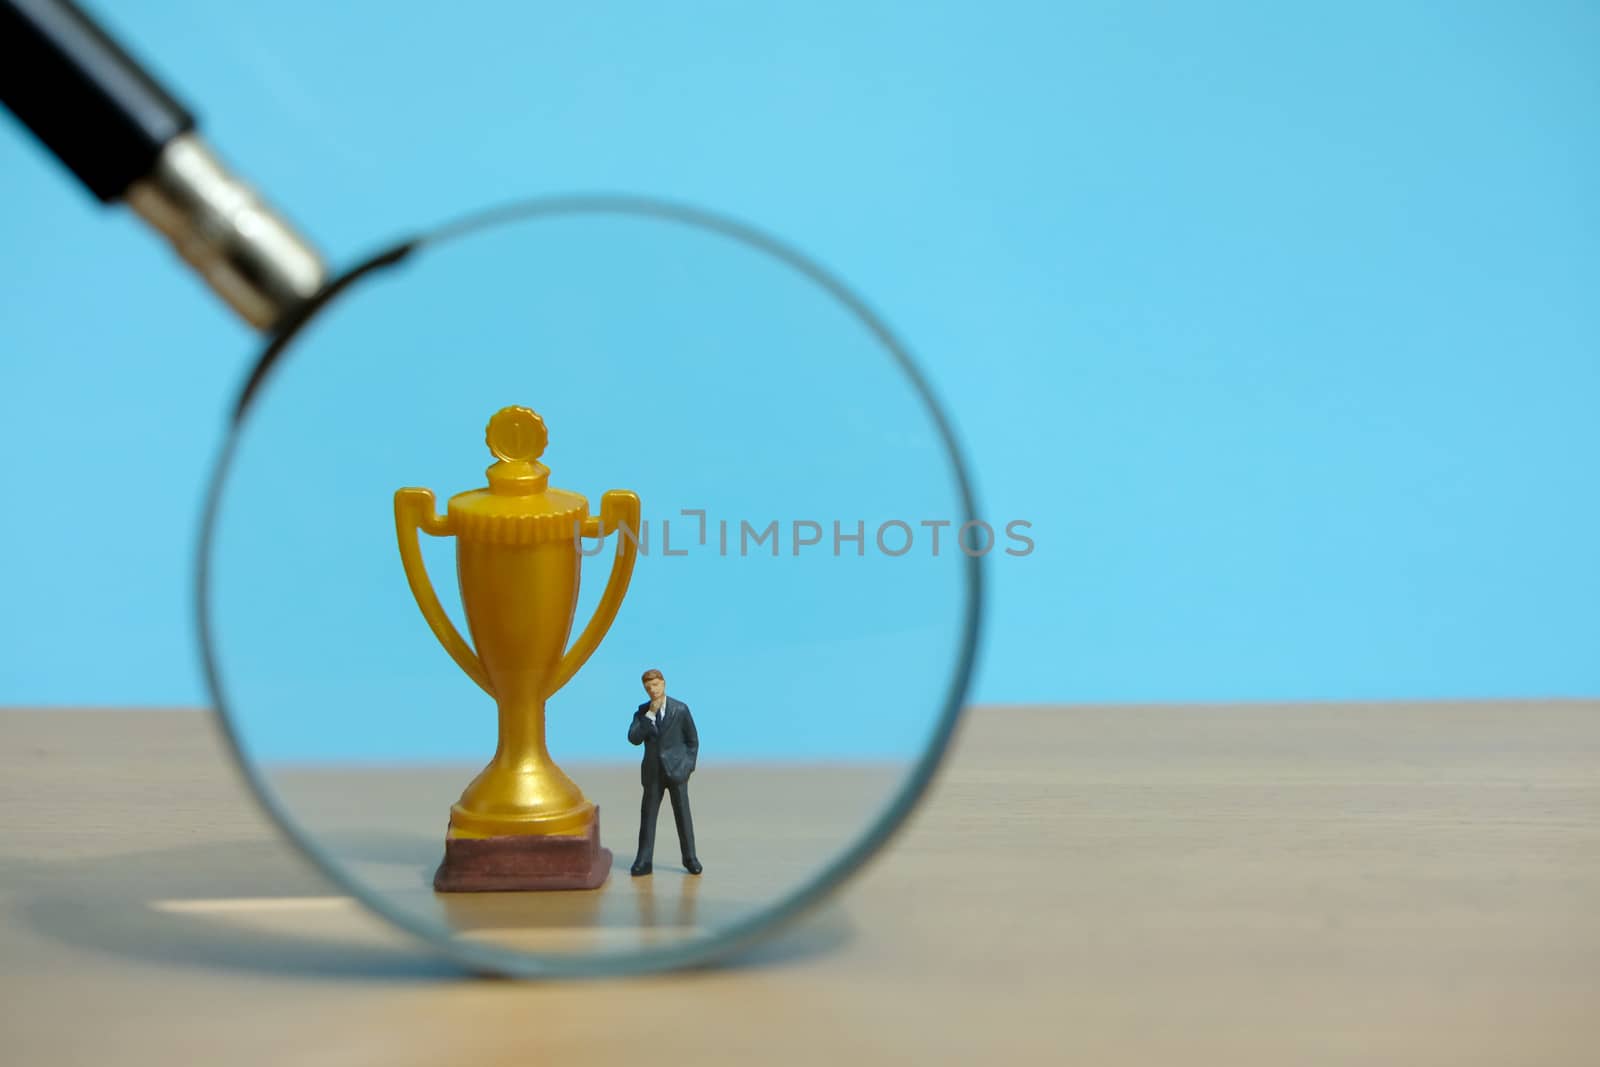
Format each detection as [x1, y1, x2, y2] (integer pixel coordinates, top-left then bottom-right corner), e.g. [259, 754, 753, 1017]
[395, 405, 640, 891]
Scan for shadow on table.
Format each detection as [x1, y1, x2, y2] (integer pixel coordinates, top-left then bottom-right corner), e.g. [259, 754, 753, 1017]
[3, 838, 854, 983]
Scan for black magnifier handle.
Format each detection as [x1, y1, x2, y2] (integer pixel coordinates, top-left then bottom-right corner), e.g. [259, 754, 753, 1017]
[0, 0, 325, 331]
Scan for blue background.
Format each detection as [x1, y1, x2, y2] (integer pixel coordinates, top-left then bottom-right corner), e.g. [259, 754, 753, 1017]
[3, 0, 1597, 708]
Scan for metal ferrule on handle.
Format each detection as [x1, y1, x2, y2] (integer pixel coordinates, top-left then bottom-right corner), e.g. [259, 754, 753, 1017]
[0, 0, 326, 331]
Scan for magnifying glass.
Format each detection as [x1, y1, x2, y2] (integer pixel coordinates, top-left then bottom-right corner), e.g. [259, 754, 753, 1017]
[4, 0, 983, 976]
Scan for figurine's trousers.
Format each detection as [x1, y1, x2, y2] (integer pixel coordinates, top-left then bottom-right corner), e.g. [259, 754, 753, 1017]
[635, 778, 697, 866]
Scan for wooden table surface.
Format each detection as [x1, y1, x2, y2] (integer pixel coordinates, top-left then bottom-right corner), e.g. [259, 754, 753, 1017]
[1, 702, 1596, 1065]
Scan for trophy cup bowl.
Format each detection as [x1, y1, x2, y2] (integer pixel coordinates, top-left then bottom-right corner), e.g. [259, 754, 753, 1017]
[395, 405, 640, 891]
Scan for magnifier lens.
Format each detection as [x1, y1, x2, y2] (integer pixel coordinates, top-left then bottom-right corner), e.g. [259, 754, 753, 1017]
[202, 202, 979, 975]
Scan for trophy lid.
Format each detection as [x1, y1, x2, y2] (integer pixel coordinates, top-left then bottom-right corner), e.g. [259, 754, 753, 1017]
[447, 406, 588, 544]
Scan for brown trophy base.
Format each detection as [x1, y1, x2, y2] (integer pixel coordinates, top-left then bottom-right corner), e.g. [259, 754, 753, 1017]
[433, 806, 612, 893]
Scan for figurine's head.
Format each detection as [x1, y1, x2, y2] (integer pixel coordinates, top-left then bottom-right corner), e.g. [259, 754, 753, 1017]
[641, 668, 666, 701]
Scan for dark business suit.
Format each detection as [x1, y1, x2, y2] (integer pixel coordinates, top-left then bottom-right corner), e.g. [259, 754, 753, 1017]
[628, 697, 699, 869]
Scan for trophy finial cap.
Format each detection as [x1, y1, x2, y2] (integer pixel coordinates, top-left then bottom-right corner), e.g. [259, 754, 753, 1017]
[485, 406, 551, 495]
[486, 406, 548, 463]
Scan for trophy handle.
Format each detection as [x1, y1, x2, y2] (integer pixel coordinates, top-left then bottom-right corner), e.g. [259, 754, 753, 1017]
[546, 489, 642, 698]
[394, 487, 494, 696]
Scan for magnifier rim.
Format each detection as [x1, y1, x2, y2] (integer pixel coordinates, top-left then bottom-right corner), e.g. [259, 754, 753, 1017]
[196, 194, 985, 978]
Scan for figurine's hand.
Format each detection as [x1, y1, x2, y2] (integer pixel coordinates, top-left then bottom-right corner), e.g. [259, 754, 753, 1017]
[628, 711, 653, 745]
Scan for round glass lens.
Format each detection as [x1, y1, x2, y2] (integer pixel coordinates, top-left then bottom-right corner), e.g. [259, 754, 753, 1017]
[200, 198, 981, 976]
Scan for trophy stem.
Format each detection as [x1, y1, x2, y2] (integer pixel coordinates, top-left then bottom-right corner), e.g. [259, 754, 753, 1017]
[492, 695, 552, 768]
[448, 690, 593, 838]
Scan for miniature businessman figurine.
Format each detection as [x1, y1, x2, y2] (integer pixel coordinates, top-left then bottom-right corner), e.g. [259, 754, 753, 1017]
[628, 669, 702, 876]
